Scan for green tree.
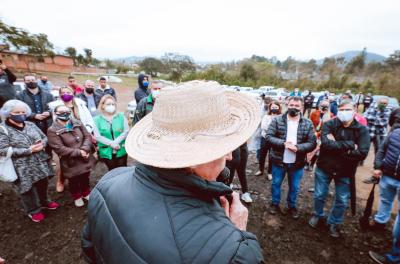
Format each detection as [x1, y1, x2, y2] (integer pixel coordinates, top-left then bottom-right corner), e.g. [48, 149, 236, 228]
[386, 50, 400, 69]
[240, 63, 256, 81]
[65, 47, 78, 65]
[83, 48, 93, 65]
[161, 53, 196, 81]
[140, 57, 165, 77]
[345, 48, 367, 74]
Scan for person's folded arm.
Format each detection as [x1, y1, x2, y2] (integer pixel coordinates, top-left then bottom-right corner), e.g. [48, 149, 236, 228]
[320, 121, 354, 152]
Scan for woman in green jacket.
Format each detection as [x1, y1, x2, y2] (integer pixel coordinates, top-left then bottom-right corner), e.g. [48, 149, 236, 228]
[93, 95, 129, 171]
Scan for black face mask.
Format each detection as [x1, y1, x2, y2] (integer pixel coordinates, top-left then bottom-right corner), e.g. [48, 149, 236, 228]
[41, 80, 47, 84]
[26, 82, 38, 89]
[270, 108, 279, 114]
[288, 108, 300, 117]
[85, 88, 94, 94]
[56, 113, 71, 121]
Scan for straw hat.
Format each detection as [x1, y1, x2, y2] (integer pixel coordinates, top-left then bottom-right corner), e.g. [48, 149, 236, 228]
[126, 81, 261, 168]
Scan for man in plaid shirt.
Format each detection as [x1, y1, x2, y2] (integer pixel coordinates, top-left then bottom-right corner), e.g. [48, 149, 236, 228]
[364, 97, 392, 154]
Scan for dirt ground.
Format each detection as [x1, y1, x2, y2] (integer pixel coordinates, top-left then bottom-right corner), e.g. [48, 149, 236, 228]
[0, 73, 395, 263]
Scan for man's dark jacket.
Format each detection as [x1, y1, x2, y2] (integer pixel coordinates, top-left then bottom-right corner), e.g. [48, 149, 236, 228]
[81, 165, 264, 264]
[0, 68, 17, 107]
[134, 74, 149, 103]
[133, 95, 154, 124]
[16, 88, 54, 131]
[374, 126, 400, 179]
[317, 118, 370, 177]
[266, 113, 317, 168]
[303, 94, 314, 108]
[77, 93, 102, 109]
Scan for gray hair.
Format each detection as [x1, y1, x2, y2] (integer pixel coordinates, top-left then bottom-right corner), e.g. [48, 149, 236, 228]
[0, 99, 32, 121]
[338, 99, 355, 108]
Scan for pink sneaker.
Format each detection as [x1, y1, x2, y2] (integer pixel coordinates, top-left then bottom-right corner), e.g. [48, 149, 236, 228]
[43, 201, 60, 210]
[28, 212, 45, 223]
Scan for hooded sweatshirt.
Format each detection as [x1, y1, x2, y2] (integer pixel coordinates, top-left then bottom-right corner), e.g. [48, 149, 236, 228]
[134, 74, 149, 103]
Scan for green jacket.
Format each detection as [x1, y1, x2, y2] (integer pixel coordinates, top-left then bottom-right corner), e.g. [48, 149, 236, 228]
[133, 94, 154, 125]
[94, 113, 127, 160]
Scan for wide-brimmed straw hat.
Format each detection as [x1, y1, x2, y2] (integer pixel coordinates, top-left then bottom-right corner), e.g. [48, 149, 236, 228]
[126, 81, 261, 168]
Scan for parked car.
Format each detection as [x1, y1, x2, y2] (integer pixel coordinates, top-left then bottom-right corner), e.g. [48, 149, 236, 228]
[126, 99, 137, 125]
[12, 81, 25, 94]
[311, 92, 325, 108]
[259, 86, 274, 91]
[263, 89, 289, 103]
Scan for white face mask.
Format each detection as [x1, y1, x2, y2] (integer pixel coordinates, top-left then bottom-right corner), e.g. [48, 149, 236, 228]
[337, 110, 354, 122]
[104, 105, 116, 114]
[152, 89, 160, 98]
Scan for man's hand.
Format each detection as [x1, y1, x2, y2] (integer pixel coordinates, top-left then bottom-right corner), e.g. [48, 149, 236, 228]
[327, 134, 336, 141]
[42, 111, 51, 118]
[373, 169, 382, 179]
[220, 192, 248, 231]
[285, 142, 298, 152]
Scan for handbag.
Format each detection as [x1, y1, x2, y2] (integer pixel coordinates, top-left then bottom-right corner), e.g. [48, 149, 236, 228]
[0, 125, 18, 182]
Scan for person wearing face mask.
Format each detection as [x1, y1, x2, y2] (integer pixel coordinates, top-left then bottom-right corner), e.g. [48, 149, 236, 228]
[303, 91, 315, 117]
[256, 100, 282, 179]
[266, 96, 317, 219]
[363, 92, 374, 113]
[95, 77, 117, 100]
[37, 75, 53, 93]
[309, 100, 370, 238]
[364, 97, 392, 154]
[47, 105, 95, 207]
[77, 80, 102, 116]
[0, 100, 59, 223]
[16, 74, 54, 134]
[133, 80, 162, 125]
[49, 86, 95, 193]
[307, 100, 334, 172]
[93, 95, 129, 171]
[134, 74, 150, 103]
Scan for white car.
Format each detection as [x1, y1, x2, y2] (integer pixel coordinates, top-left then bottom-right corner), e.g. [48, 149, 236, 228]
[126, 99, 137, 124]
[263, 89, 289, 103]
[12, 81, 25, 94]
[98, 75, 123, 83]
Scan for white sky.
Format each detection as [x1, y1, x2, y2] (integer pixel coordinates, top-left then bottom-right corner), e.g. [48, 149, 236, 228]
[1, 0, 399, 62]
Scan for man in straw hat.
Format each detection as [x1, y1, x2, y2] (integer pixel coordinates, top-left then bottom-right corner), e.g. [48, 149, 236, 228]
[81, 81, 264, 263]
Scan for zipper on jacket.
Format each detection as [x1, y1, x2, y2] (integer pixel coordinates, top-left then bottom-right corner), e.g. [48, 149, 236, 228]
[395, 155, 400, 178]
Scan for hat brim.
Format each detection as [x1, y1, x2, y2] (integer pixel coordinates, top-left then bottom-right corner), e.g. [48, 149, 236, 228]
[125, 91, 261, 168]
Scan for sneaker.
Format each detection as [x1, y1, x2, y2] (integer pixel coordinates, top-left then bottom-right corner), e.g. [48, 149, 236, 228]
[43, 201, 60, 210]
[309, 215, 320, 228]
[74, 198, 84, 207]
[287, 207, 300, 219]
[28, 212, 45, 223]
[308, 187, 315, 193]
[241, 192, 253, 203]
[267, 174, 272, 181]
[369, 251, 386, 264]
[328, 224, 340, 238]
[255, 171, 263, 176]
[83, 194, 90, 201]
[269, 204, 281, 215]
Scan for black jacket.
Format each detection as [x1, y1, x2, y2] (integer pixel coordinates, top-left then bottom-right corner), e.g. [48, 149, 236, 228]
[81, 165, 264, 264]
[303, 94, 314, 108]
[94, 86, 117, 100]
[374, 127, 400, 179]
[317, 118, 370, 177]
[266, 113, 317, 168]
[16, 88, 54, 132]
[133, 95, 154, 125]
[134, 74, 149, 103]
[0, 68, 17, 85]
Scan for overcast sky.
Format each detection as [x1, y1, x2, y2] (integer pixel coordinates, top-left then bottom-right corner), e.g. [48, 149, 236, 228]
[1, 0, 399, 62]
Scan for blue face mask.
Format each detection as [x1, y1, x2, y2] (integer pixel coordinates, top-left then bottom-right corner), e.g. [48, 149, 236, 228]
[142, 81, 149, 87]
[9, 114, 27, 123]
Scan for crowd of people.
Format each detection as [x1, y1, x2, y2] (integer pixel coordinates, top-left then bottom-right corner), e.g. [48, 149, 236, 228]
[0, 61, 399, 263]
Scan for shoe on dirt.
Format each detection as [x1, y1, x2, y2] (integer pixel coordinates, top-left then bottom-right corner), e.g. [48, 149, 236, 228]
[329, 224, 340, 238]
[28, 212, 45, 223]
[368, 251, 386, 264]
[255, 171, 263, 176]
[74, 198, 84, 207]
[241, 192, 253, 203]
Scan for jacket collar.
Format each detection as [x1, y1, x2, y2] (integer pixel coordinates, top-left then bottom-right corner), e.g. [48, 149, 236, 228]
[134, 163, 232, 200]
[52, 119, 82, 134]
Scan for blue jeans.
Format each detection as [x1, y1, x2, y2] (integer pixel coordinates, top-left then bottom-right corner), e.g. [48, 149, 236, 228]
[375, 176, 400, 224]
[313, 167, 350, 225]
[271, 163, 304, 208]
[386, 210, 400, 263]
